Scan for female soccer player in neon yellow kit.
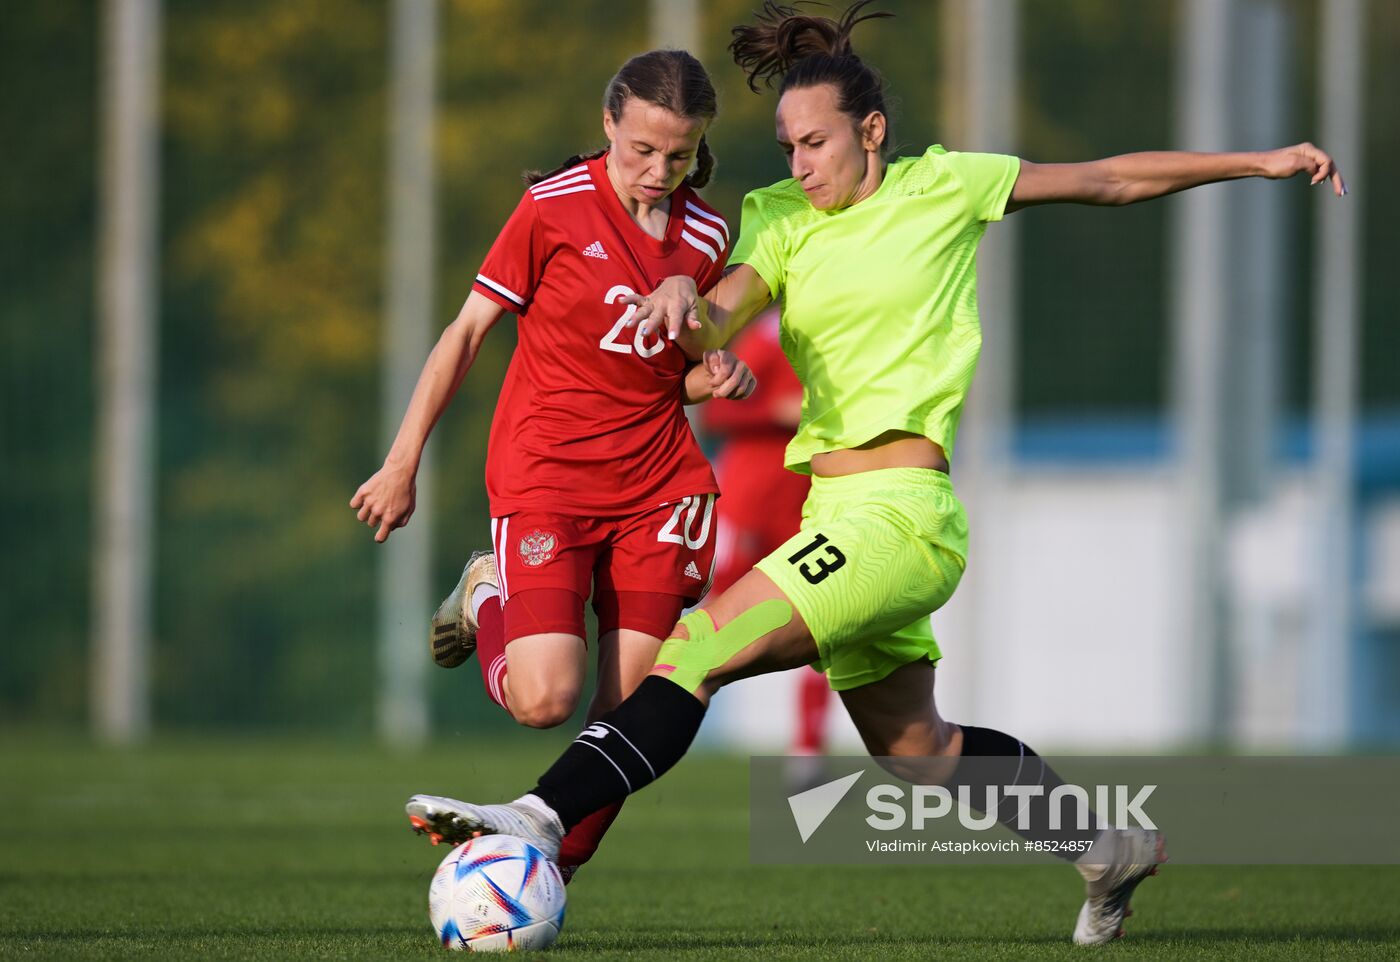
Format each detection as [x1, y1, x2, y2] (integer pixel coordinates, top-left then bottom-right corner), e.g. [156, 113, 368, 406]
[405, 2, 1346, 944]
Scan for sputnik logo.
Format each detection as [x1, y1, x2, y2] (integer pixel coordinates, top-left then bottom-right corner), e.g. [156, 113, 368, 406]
[787, 772, 863, 843]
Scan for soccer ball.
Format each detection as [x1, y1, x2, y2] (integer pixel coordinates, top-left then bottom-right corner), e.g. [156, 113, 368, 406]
[428, 835, 567, 952]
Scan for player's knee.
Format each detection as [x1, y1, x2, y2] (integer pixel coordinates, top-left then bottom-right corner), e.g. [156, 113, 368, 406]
[510, 689, 579, 729]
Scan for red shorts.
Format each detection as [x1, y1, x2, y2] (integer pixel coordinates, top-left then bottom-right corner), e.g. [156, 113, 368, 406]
[491, 495, 717, 639]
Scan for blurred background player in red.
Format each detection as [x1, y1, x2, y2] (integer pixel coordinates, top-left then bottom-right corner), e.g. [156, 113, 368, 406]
[699, 306, 832, 772]
[351, 50, 754, 883]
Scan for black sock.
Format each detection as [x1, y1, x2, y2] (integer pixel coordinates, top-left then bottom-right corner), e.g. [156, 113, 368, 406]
[529, 676, 706, 831]
[952, 725, 1100, 861]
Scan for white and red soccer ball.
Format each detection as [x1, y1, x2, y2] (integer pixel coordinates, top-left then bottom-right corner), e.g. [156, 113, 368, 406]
[428, 836, 567, 952]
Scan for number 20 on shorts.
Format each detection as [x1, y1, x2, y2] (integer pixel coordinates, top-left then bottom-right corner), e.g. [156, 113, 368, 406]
[657, 495, 715, 549]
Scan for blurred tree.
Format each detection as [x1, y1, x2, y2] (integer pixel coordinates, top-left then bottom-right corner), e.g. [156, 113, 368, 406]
[1364, 0, 1399, 409]
[1016, 0, 1175, 418]
[1, 1, 97, 726]
[155, 0, 389, 729]
[155, 0, 652, 731]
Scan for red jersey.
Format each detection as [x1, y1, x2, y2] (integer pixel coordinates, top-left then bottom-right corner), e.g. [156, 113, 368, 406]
[472, 153, 730, 517]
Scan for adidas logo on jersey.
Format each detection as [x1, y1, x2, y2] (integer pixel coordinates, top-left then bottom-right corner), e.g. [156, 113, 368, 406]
[582, 240, 608, 260]
[684, 561, 703, 581]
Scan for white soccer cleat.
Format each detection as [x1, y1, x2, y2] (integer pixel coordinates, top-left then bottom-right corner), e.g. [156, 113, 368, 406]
[1072, 827, 1166, 946]
[406, 794, 563, 863]
[429, 550, 497, 668]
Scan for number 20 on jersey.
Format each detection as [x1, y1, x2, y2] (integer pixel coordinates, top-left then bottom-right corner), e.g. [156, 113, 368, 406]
[598, 285, 666, 358]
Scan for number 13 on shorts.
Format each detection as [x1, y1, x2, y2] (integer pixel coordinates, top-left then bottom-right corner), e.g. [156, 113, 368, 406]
[786, 533, 847, 584]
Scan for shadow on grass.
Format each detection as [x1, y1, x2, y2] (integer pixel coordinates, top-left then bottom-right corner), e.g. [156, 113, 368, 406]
[7, 922, 1399, 955]
[1128, 923, 1400, 945]
[0, 924, 420, 942]
[553, 931, 1072, 953]
[547, 920, 1400, 954]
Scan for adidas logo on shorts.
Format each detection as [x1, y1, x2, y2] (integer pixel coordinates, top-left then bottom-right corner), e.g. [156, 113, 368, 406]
[684, 561, 703, 581]
[582, 240, 608, 260]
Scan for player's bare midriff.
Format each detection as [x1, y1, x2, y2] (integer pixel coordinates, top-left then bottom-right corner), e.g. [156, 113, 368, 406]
[810, 430, 950, 478]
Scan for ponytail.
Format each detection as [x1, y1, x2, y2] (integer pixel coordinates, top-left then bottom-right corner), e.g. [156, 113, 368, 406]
[686, 135, 715, 189]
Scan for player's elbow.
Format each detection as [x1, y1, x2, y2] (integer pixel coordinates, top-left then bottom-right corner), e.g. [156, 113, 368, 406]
[1069, 159, 1131, 206]
[1090, 169, 1134, 206]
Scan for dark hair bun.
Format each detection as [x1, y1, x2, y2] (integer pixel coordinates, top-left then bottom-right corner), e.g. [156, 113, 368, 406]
[730, 1, 892, 92]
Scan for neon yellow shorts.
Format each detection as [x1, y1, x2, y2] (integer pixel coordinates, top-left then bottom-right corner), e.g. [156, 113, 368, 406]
[754, 467, 968, 691]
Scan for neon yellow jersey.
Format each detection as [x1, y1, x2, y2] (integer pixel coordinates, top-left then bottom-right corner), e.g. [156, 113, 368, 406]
[728, 145, 1020, 474]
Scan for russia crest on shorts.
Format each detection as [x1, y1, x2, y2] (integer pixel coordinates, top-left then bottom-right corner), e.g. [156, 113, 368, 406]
[518, 529, 558, 567]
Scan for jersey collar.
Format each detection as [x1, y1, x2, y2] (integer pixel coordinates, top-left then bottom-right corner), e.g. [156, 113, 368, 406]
[590, 150, 686, 257]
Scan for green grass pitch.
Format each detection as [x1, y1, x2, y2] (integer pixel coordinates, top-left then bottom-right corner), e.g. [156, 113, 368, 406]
[2, 736, 1397, 960]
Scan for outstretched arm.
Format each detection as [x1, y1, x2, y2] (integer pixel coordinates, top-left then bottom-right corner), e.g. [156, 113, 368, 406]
[1005, 142, 1346, 213]
[621, 264, 774, 359]
[350, 291, 504, 542]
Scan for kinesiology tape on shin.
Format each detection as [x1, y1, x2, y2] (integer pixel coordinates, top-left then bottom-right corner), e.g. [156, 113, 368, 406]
[654, 601, 794, 694]
[530, 676, 707, 831]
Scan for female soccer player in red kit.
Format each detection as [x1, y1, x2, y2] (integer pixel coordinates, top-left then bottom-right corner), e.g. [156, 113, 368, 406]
[351, 50, 752, 881]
